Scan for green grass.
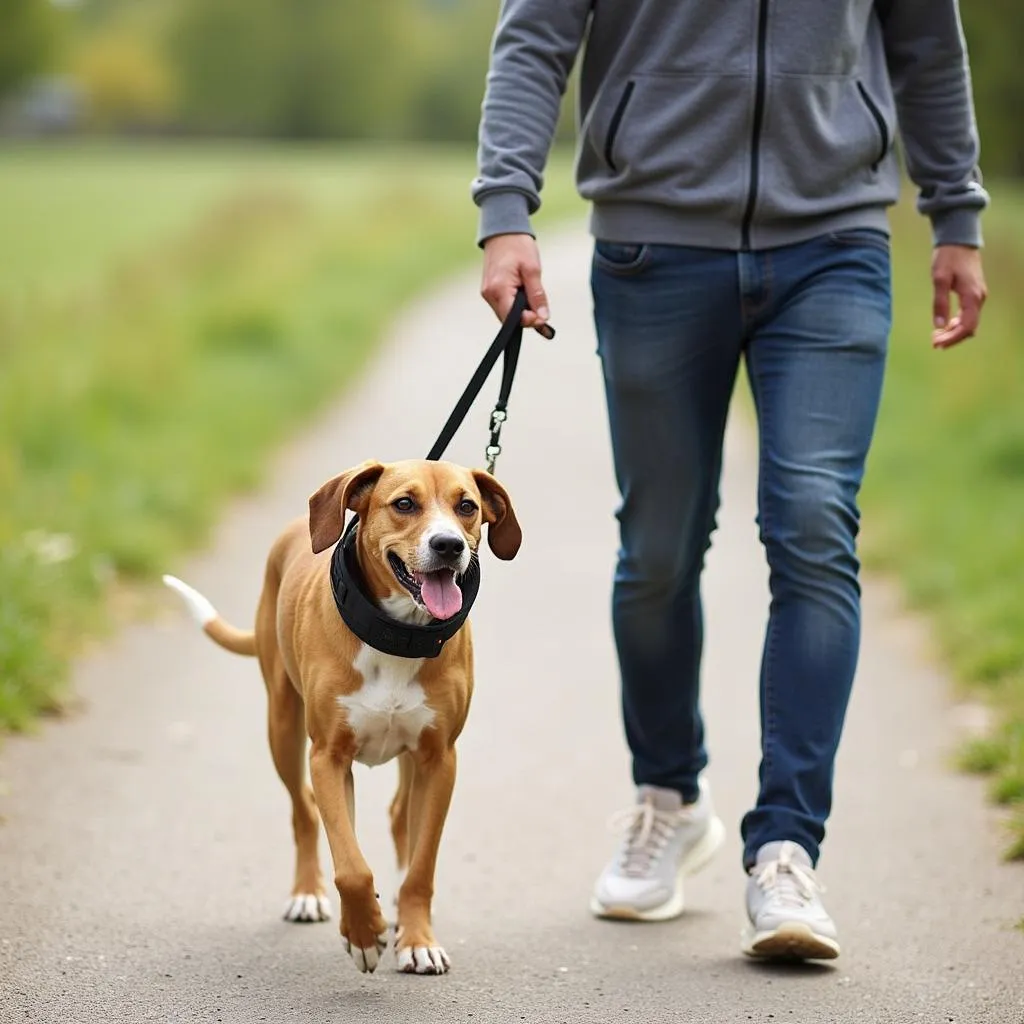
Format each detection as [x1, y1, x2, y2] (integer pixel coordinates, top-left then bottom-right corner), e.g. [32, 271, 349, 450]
[0, 141, 583, 730]
[861, 183, 1024, 858]
[0, 143, 466, 299]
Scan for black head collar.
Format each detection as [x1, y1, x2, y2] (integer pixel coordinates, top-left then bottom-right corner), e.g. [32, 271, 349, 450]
[329, 518, 480, 659]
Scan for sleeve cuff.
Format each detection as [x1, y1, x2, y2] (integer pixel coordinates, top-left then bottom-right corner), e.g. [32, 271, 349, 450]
[476, 191, 535, 247]
[931, 207, 983, 248]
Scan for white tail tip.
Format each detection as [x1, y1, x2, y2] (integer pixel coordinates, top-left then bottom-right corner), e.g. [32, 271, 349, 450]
[162, 574, 218, 627]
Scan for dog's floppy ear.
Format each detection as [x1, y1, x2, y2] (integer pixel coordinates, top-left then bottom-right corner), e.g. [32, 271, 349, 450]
[308, 460, 385, 554]
[472, 470, 522, 561]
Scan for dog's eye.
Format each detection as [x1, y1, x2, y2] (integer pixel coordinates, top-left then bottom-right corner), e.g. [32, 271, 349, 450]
[393, 497, 416, 514]
[457, 499, 478, 517]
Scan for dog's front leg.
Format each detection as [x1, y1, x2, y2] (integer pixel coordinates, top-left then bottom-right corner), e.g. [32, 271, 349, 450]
[395, 744, 456, 975]
[309, 744, 388, 973]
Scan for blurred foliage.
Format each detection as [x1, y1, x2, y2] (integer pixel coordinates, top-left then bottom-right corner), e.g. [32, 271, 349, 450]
[0, 0, 59, 100]
[2, 0, 1019, 171]
[71, 31, 175, 129]
[168, 0, 425, 138]
[52, 0, 575, 144]
[961, 3, 1024, 176]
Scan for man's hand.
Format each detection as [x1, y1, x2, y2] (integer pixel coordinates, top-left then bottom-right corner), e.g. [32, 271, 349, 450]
[932, 244, 987, 349]
[481, 233, 553, 338]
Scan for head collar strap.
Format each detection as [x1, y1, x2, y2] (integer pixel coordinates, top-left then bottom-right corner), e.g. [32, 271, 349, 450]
[329, 518, 480, 659]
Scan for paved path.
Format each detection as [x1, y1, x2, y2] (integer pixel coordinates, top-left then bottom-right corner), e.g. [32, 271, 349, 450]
[2, 228, 1022, 1024]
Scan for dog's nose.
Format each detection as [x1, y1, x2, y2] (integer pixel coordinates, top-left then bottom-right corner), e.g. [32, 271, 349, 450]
[429, 534, 466, 560]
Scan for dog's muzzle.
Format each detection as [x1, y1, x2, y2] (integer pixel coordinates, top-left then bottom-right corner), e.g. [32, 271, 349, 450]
[388, 532, 471, 621]
[331, 518, 480, 659]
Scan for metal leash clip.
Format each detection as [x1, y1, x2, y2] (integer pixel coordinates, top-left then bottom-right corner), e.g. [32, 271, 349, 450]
[426, 288, 548, 477]
[485, 407, 508, 474]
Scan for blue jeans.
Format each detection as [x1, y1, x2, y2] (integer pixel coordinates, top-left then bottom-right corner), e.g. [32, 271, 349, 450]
[591, 231, 891, 868]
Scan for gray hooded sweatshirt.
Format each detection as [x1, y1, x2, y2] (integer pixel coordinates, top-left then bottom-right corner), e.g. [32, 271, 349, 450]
[472, 0, 987, 250]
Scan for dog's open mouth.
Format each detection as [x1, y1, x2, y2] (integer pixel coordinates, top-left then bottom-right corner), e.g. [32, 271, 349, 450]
[387, 553, 463, 621]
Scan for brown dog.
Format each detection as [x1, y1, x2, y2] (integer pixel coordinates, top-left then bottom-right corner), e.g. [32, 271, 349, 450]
[164, 459, 520, 975]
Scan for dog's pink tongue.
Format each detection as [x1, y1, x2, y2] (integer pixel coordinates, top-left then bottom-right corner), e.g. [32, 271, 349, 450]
[419, 571, 463, 620]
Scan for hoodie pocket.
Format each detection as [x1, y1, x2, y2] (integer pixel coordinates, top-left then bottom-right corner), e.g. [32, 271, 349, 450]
[580, 73, 751, 205]
[603, 81, 636, 173]
[759, 75, 898, 215]
[855, 81, 890, 171]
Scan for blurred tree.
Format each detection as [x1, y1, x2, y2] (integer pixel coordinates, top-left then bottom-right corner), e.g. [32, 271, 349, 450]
[166, 0, 573, 144]
[407, 1, 496, 142]
[961, 2, 1024, 176]
[72, 31, 176, 130]
[169, 0, 427, 138]
[78, 0, 1021, 173]
[0, 0, 59, 100]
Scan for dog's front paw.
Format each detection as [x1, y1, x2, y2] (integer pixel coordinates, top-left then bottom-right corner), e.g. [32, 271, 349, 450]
[341, 930, 389, 974]
[396, 943, 451, 975]
[283, 892, 332, 923]
[340, 902, 389, 974]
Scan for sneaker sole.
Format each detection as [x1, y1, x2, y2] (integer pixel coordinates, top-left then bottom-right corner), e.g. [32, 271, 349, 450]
[741, 921, 840, 961]
[589, 815, 726, 923]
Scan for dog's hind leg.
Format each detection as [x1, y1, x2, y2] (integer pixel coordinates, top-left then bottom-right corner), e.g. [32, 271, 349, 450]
[389, 752, 414, 873]
[385, 752, 414, 929]
[266, 666, 330, 923]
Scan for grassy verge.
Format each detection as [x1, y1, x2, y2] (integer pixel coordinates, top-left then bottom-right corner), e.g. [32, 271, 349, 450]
[0, 142, 583, 731]
[861, 184, 1024, 858]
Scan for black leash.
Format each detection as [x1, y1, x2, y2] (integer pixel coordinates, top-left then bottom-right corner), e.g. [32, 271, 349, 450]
[426, 286, 549, 474]
[330, 288, 550, 658]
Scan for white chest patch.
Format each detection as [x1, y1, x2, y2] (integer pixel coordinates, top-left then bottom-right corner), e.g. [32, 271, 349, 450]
[338, 646, 435, 767]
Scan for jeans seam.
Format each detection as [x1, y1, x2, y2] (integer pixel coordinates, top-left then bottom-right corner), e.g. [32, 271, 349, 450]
[749, 351, 777, 808]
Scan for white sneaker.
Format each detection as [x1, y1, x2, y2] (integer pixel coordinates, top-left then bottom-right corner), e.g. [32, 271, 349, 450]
[590, 780, 726, 922]
[741, 840, 840, 960]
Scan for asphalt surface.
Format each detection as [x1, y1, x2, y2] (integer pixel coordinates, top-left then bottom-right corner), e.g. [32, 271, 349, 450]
[2, 228, 1023, 1024]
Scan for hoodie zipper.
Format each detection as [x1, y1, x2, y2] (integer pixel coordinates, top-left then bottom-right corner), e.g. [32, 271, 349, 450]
[856, 81, 890, 171]
[740, 0, 770, 250]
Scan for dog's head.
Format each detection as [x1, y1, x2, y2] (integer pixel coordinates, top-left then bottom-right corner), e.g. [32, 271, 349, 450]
[308, 459, 521, 622]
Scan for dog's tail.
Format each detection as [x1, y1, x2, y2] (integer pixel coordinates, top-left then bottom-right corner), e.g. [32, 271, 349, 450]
[162, 575, 257, 657]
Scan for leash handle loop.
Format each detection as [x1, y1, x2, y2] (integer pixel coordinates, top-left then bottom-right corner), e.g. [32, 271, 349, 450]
[425, 288, 530, 469]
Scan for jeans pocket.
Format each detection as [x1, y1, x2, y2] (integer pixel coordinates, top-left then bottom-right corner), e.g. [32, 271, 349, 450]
[824, 228, 890, 254]
[594, 240, 652, 276]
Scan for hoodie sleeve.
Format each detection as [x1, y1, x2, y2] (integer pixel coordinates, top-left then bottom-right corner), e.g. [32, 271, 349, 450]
[472, 0, 593, 245]
[881, 0, 989, 247]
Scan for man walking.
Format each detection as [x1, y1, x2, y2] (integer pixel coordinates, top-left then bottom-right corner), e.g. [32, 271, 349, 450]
[473, 1, 987, 959]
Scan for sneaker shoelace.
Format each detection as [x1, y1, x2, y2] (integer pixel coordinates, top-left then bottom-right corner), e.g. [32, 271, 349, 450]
[607, 797, 689, 878]
[752, 841, 825, 909]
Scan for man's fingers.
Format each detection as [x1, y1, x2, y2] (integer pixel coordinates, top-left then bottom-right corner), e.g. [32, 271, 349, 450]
[932, 315, 971, 349]
[480, 284, 555, 336]
[519, 264, 555, 337]
[480, 234, 554, 337]
[480, 286, 553, 335]
[932, 269, 952, 329]
[958, 286, 983, 337]
[932, 276, 987, 349]
[480, 278, 518, 321]
[520, 264, 550, 324]
[930, 245, 987, 350]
